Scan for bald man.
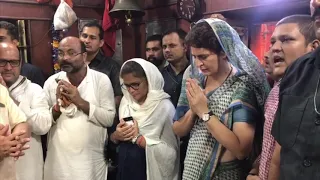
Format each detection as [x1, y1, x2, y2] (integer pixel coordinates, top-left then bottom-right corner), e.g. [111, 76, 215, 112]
[0, 21, 46, 87]
[0, 42, 51, 180]
[0, 42, 31, 180]
[43, 36, 116, 180]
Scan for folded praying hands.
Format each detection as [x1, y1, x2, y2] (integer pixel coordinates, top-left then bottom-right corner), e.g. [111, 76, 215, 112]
[0, 124, 30, 161]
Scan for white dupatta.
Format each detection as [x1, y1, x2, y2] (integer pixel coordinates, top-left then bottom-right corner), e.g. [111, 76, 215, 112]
[119, 58, 180, 180]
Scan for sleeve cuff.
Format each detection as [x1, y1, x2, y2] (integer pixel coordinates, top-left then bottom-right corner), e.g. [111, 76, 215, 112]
[50, 106, 57, 124]
[145, 136, 162, 146]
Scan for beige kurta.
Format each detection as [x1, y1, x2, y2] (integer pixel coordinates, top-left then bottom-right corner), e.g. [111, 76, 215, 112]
[43, 67, 115, 180]
[0, 84, 27, 180]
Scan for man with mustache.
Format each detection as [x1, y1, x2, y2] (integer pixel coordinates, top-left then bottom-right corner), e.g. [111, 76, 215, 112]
[145, 34, 167, 70]
[245, 15, 318, 180]
[263, 51, 275, 87]
[0, 42, 52, 180]
[161, 29, 189, 107]
[0, 21, 46, 87]
[268, 1, 320, 179]
[42, 36, 116, 180]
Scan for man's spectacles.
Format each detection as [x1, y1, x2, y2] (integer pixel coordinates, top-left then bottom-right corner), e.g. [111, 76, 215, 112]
[121, 82, 141, 90]
[0, 59, 20, 67]
[58, 51, 83, 59]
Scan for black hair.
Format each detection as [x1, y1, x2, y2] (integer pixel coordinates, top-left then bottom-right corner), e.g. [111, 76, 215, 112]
[80, 20, 103, 40]
[145, 34, 163, 46]
[277, 14, 316, 45]
[120, 61, 146, 78]
[0, 21, 18, 40]
[185, 22, 223, 54]
[163, 29, 187, 42]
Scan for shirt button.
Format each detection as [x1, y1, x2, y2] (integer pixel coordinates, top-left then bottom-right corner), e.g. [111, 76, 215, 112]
[303, 159, 312, 167]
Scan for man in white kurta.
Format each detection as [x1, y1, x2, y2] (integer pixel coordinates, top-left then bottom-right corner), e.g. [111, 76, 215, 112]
[10, 76, 52, 180]
[0, 43, 33, 180]
[43, 36, 115, 180]
[0, 41, 52, 180]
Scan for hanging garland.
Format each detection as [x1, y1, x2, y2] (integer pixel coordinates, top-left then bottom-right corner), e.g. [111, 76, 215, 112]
[51, 24, 69, 73]
[52, 23, 61, 73]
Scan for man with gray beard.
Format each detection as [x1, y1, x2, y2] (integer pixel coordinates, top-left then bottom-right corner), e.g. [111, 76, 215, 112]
[43, 36, 116, 180]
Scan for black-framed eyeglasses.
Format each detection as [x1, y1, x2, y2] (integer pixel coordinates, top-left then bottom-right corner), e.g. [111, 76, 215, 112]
[0, 59, 20, 67]
[121, 82, 141, 90]
[58, 51, 83, 59]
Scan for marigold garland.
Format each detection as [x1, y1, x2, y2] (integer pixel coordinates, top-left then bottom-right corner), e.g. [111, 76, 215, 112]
[51, 24, 69, 73]
[52, 24, 61, 73]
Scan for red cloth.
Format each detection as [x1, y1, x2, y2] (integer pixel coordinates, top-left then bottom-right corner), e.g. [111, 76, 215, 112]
[259, 82, 280, 180]
[51, 0, 73, 7]
[36, 0, 51, 3]
[102, 0, 117, 57]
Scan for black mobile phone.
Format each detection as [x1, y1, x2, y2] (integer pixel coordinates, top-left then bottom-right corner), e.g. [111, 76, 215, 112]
[123, 116, 134, 125]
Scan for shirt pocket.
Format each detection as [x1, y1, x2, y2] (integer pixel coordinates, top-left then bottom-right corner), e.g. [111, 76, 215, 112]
[279, 95, 308, 149]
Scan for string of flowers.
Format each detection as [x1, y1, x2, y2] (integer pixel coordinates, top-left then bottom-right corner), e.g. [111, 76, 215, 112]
[51, 23, 61, 74]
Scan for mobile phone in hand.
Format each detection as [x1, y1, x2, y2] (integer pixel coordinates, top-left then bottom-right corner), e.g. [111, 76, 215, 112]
[123, 116, 134, 126]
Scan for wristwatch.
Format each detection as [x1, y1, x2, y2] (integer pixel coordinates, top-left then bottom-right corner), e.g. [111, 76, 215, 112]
[131, 134, 141, 144]
[202, 111, 214, 122]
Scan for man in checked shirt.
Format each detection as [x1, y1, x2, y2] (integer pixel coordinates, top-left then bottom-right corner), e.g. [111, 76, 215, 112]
[247, 15, 319, 180]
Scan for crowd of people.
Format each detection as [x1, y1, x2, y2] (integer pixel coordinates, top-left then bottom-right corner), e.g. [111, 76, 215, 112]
[1, 0, 320, 179]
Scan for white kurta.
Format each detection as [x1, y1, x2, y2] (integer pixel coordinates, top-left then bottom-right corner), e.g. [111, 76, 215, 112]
[9, 76, 52, 180]
[43, 68, 115, 180]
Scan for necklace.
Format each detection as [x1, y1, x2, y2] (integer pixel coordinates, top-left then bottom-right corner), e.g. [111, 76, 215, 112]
[204, 64, 233, 88]
[314, 73, 320, 115]
[224, 65, 234, 84]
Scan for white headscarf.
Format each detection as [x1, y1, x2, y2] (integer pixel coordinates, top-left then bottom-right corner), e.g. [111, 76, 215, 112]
[119, 58, 171, 145]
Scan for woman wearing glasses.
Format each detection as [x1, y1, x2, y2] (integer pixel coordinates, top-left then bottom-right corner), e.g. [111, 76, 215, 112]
[109, 58, 179, 180]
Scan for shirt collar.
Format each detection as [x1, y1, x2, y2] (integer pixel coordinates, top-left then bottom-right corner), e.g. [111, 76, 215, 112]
[8, 75, 26, 92]
[166, 60, 190, 75]
[90, 50, 104, 64]
[313, 46, 320, 69]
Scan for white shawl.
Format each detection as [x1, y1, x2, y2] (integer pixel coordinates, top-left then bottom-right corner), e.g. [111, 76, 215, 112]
[119, 58, 180, 180]
[8, 76, 27, 103]
[9, 75, 51, 180]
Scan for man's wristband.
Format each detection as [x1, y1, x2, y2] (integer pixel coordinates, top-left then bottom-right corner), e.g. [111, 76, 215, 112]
[132, 134, 141, 144]
[136, 135, 144, 147]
